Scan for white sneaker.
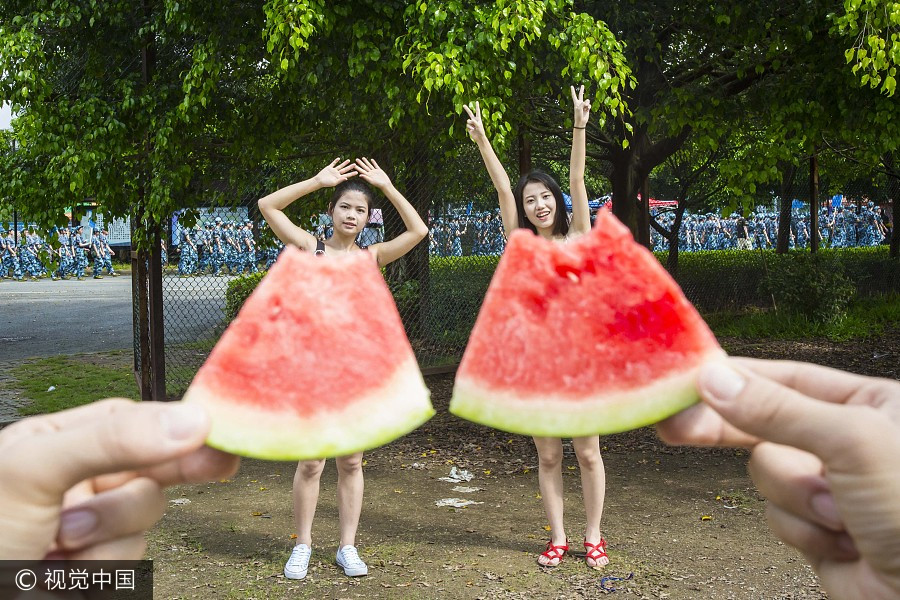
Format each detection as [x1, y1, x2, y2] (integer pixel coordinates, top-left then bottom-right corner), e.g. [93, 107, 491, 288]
[335, 545, 368, 577]
[284, 543, 312, 579]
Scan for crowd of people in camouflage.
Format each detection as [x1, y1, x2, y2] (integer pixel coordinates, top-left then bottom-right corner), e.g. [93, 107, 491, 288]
[172, 217, 277, 277]
[424, 202, 890, 258]
[650, 202, 890, 252]
[429, 210, 506, 257]
[0, 224, 119, 281]
[2, 201, 890, 280]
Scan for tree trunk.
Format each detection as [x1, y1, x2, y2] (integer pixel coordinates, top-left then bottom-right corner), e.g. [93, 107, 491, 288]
[607, 126, 682, 240]
[638, 176, 651, 248]
[809, 150, 819, 254]
[610, 153, 641, 238]
[776, 162, 797, 254]
[667, 201, 687, 277]
[518, 132, 532, 179]
[142, 0, 165, 402]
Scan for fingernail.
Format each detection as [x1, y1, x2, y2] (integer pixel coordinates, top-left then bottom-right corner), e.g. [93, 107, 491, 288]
[60, 509, 98, 541]
[700, 362, 745, 402]
[159, 404, 207, 441]
[811, 492, 843, 530]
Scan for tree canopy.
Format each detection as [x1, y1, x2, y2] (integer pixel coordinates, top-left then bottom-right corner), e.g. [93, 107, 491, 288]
[0, 0, 895, 251]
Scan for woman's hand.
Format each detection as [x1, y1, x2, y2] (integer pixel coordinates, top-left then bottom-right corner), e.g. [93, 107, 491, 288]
[314, 158, 358, 188]
[463, 101, 487, 145]
[354, 157, 392, 190]
[572, 85, 591, 129]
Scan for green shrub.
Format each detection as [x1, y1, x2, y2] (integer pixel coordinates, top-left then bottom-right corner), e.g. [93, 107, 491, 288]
[424, 256, 498, 348]
[664, 246, 898, 312]
[760, 253, 856, 323]
[225, 271, 268, 321]
[389, 278, 420, 320]
[667, 249, 771, 312]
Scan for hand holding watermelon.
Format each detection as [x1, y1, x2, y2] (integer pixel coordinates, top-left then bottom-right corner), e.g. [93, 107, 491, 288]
[659, 358, 900, 600]
[0, 399, 239, 560]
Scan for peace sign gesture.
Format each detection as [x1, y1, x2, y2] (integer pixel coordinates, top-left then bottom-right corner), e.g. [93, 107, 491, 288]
[463, 101, 486, 144]
[314, 158, 358, 188]
[571, 85, 591, 129]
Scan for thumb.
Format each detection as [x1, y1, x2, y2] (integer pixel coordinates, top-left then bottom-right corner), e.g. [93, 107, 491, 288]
[6, 399, 210, 503]
[697, 361, 877, 471]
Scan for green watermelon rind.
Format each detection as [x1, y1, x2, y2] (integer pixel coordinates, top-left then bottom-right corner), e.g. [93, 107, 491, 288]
[184, 356, 434, 461]
[450, 351, 724, 437]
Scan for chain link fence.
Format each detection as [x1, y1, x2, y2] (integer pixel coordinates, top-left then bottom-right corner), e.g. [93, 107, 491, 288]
[158, 147, 899, 398]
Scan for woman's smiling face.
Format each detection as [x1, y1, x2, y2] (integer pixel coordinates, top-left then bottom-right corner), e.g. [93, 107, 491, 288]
[522, 181, 556, 230]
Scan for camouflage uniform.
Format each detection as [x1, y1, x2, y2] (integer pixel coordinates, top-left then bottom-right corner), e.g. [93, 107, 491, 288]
[72, 226, 90, 278]
[1, 228, 24, 280]
[178, 227, 198, 275]
[91, 231, 106, 278]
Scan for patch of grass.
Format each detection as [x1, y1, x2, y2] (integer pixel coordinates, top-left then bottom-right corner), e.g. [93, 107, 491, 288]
[362, 540, 419, 562]
[716, 489, 759, 509]
[12, 353, 139, 416]
[706, 293, 900, 341]
[855, 291, 900, 323]
[176, 338, 219, 353]
[165, 338, 222, 397]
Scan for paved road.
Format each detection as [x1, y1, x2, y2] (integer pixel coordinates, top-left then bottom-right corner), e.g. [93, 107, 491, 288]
[0, 274, 233, 362]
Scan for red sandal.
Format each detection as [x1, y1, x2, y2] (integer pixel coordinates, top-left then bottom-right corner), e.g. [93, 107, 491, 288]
[583, 538, 609, 569]
[538, 540, 569, 567]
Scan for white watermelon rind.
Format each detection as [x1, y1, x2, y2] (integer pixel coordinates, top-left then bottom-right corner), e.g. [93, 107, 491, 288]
[184, 356, 434, 461]
[450, 351, 725, 437]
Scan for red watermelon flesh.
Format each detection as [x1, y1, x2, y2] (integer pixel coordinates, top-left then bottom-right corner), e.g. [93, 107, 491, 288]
[183, 245, 434, 460]
[450, 211, 724, 437]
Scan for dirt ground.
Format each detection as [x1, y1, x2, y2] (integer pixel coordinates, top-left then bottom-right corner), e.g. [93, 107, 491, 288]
[146, 329, 900, 599]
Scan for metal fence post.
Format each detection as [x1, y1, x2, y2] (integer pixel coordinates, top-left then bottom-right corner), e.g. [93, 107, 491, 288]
[149, 221, 166, 400]
[131, 217, 151, 401]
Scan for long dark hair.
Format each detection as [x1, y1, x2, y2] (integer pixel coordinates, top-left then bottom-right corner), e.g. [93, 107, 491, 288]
[512, 170, 569, 237]
[328, 179, 375, 219]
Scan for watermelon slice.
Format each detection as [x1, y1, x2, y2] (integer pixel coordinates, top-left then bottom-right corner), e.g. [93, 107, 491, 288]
[183, 246, 434, 460]
[450, 211, 724, 437]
